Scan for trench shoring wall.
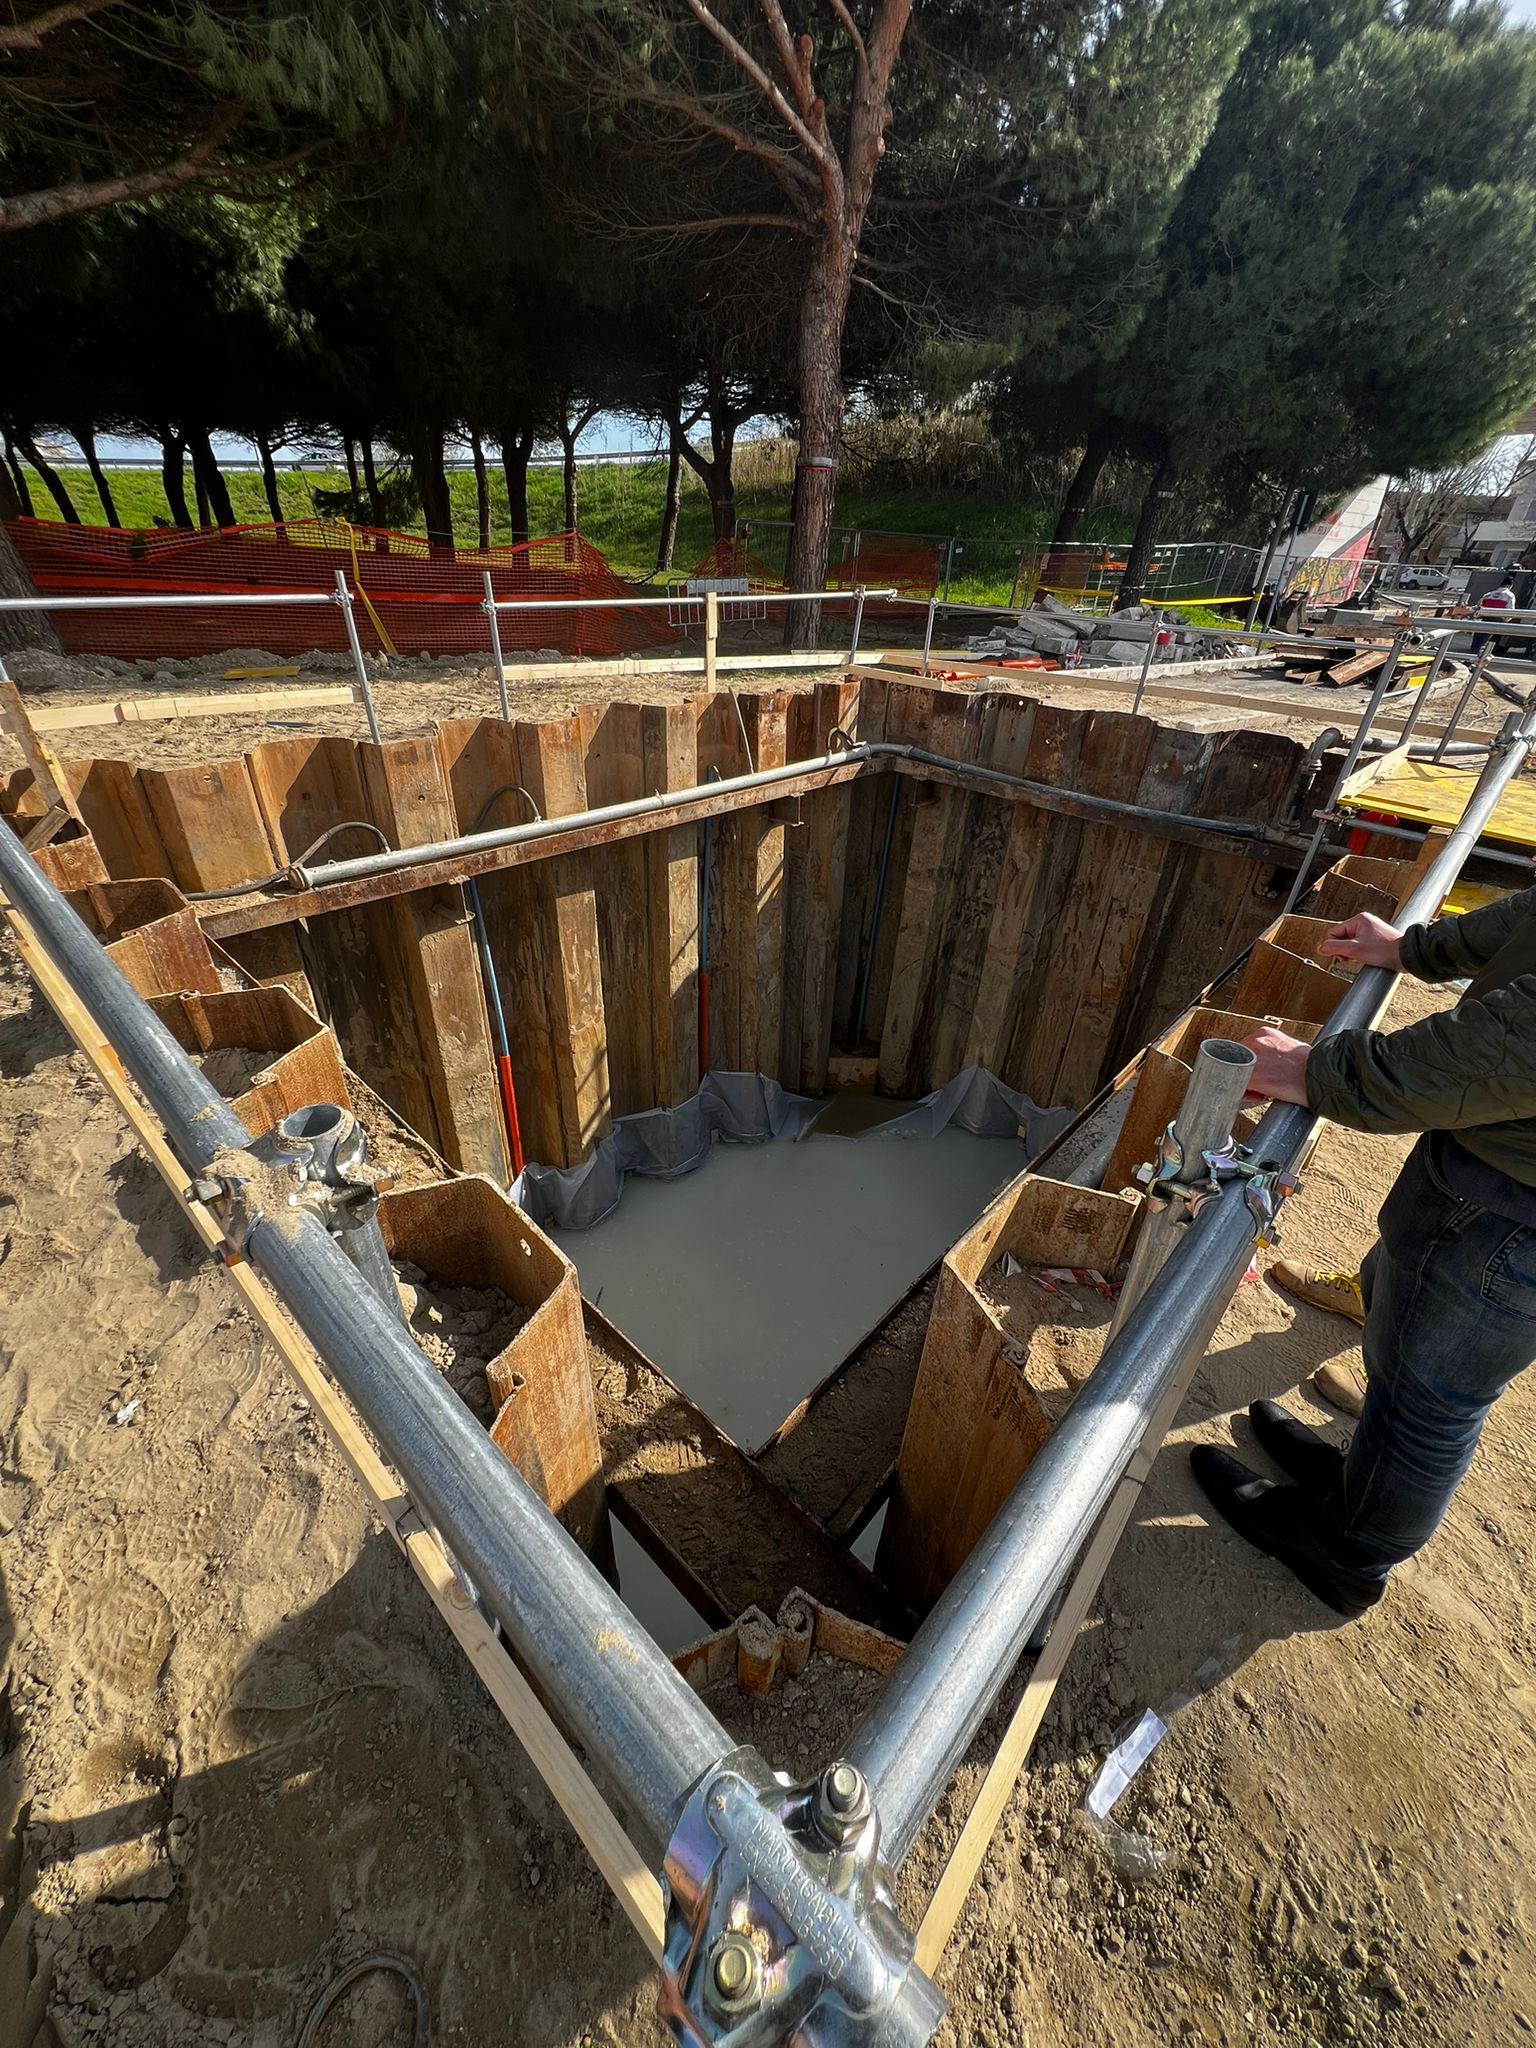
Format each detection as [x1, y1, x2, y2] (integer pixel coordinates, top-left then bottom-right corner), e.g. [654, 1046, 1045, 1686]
[5, 677, 1309, 1187]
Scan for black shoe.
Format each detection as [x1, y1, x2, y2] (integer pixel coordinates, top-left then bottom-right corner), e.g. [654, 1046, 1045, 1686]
[1248, 1399, 1347, 1492]
[1189, 1446, 1385, 1619]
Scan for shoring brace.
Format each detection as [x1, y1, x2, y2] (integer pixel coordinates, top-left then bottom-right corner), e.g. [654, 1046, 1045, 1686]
[661, 1750, 944, 2048]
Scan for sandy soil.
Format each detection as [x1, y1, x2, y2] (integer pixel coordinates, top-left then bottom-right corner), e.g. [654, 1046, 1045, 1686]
[2, 947, 1534, 2047]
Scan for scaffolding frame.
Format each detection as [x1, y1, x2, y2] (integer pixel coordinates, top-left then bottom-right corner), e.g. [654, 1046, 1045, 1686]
[2, 610, 1532, 2043]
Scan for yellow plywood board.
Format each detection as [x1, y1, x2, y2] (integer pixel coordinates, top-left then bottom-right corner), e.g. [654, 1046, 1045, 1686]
[1337, 755, 1536, 852]
[1443, 878, 1510, 916]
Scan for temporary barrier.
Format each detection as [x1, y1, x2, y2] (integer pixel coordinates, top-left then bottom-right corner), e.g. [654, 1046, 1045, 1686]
[4, 516, 672, 661]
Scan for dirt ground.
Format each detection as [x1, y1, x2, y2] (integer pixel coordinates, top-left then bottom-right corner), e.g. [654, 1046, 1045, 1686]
[0, 639, 1519, 775]
[2, 929, 1534, 2044]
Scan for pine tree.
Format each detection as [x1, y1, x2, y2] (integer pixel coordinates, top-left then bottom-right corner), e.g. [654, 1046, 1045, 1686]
[0, 0, 457, 232]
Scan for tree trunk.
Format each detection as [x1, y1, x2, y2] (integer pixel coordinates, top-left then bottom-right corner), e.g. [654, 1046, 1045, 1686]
[557, 419, 578, 534]
[656, 437, 683, 572]
[14, 432, 80, 524]
[498, 427, 533, 546]
[471, 428, 491, 551]
[1116, 452, 1179, 606]
[3, 432, 35, 517]
[343, 437, 361, 499]
[0, 518, 61, 653]
[404, 427, 454, 551]
[254, 432, 284, 524]
[69, 423, 119, 526]
[185, 427, 236, 528]
[784, 242, 856, 647]
[1050, 427, 1112, 548]
[157, 427, 193, 527]
[360, 440, 384, 525]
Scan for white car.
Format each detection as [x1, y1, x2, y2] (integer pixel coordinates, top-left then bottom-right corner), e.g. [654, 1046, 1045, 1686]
[1397, 565, 1449, 589]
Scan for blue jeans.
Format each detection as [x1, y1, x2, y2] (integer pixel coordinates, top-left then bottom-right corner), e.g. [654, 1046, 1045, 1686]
[1331, 1134, 1536, 1579]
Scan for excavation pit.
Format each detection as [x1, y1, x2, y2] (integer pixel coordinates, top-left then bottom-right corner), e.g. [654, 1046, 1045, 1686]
[2, 672, 1352, 1654]
[550, 1113, 1030, 1450]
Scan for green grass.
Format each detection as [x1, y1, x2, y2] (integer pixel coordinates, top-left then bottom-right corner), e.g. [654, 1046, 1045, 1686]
[29, 461, 1133, 603]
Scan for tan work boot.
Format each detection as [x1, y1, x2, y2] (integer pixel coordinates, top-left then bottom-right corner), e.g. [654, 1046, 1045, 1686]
[1270, 1260, 1367, 1326]
[1311, 1358, 1368, 1418]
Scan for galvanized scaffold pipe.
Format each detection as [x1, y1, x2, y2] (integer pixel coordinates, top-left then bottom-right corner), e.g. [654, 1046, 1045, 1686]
[0, 816, 730, 1850]
[0, 819, 948, 2046]
[845, 704, 1536, 1867]
[1105, 1037, 1256, 1343]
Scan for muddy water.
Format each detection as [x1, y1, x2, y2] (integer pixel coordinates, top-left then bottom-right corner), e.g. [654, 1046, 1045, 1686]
[552, 1124, 1023, 1449]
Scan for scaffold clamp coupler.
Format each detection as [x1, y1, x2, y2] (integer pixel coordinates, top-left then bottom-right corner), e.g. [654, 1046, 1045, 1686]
[660, 1747, 945, 2047]
[183, 1170, 264, 1256]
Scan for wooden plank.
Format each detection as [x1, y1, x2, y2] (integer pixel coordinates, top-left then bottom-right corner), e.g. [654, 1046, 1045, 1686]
[876, 689, 985, 1095]
[380, 1175, 604, 1551]
[138, 756, 281, 894]
[57, 755, 174, 881]
[1052, 723, 1213, 1107]
[1393, 824, 1452, 918]
[925, 695, 1039, 1089]
[830, 673, 892, 1049]
[584, 703, 655, 1117]
[798, 679, 861, 1093]
[1231, 938, 1351, 1024]
[1, 899, 665, 1965]
[359, 736, 509, 1181]
[517, 718, 612, 1164]
[1020, 710, 1157, 1107]
[913, 1284, 1208, 1976]
[28, 683, 360, 732]
[1312, 854, 1410, 925]
[1323, 647, 1390, 688]
[999, 709, 1101, 1106]
[963, 704, 1086, 1076]
[197, 736, 1303, 944]
[1118, 731, 1305, 1053]
[588, 1304, 903, 1634]
[214, 924, 316, 1009]
[852, 686, 933, 1062]
[700, 694, 754, 1072]
[436, 718, 563, 1167]
[246, 735, 443, 1152]
[641, 702, 701, 1104]
[745, 691, 791, 1077]
[1, 682, 82, 837]
[879, 1174, 1139, 1611]
[30, 833, 110, 892]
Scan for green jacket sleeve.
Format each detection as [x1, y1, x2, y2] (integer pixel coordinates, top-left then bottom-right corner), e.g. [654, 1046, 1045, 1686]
[1305, 975, 1536, 1133]
[1399, 883, 1536, 983]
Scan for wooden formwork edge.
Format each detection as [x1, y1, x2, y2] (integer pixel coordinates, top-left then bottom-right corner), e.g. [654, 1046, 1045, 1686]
[0, 892, 667, 1965]
[915, 925, 1415, 1972]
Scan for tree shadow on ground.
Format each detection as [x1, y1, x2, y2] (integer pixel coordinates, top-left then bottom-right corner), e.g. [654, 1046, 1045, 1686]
[0, 1531, 661, 2048]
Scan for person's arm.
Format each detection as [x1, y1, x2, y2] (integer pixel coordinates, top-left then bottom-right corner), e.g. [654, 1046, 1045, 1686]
[1319, 890, 1536, 985]
[1251, 977, 1536, 1134]
[1399, 883, 1536, 982]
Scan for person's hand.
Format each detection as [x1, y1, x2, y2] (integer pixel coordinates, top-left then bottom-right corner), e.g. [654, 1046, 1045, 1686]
[1240, 1025, 1312, 1106]
[1317, 911, 1403, 971]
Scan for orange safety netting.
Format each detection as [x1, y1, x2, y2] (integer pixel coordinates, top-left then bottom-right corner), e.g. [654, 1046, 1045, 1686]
[686, 537, 780, 588]
[828, 531, 938, 617]
[4, 517, 671, 662]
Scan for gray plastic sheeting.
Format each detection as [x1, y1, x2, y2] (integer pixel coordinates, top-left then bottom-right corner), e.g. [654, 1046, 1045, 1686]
[514, 1064, 1073, 1232]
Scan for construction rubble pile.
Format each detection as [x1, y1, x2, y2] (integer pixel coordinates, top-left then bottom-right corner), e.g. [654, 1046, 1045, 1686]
[962, 592, 1244, 668]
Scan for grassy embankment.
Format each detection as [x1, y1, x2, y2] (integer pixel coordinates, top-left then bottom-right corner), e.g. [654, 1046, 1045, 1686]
[29, 461, 1138, 610]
